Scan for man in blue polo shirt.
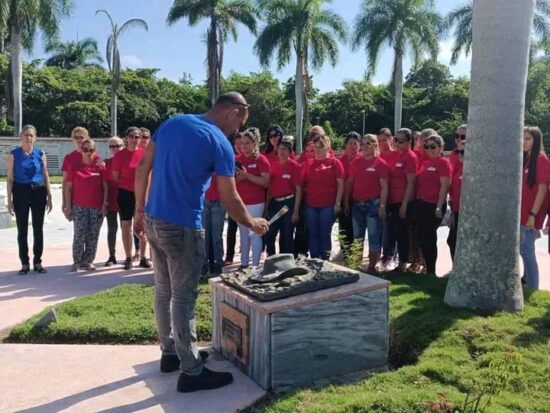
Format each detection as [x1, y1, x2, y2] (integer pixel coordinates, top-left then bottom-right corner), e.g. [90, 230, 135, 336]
[134, 92, 269, 393]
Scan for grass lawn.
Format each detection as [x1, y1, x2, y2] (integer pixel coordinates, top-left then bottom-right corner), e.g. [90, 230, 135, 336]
[6, 274, 550, 412]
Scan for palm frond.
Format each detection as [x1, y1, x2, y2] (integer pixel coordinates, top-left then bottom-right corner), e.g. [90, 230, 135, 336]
[118, 18, 148, 37]
[166, 0, 208, 26]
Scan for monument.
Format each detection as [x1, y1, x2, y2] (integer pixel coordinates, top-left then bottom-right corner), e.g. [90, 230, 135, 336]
[0, 188, 12, 229]
[210, 254, 390, 392]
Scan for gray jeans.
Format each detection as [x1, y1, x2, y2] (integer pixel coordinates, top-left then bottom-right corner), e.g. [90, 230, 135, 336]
[145, 215, 205, 375]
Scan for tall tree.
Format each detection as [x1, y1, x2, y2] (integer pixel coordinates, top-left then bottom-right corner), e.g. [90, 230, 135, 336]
[447, 0, 550, 65]
[444, 0, 536, 312]
[96, 9, 148, 136]
[167, 0, 257, 106]
[254, 0, 346, 154]
[45, 37, 103, 69]
[352, 0, 443, 133]
[0, 0, 72, 135]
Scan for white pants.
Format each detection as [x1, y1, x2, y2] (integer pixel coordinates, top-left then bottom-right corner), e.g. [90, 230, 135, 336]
[238, 202, 265, 266]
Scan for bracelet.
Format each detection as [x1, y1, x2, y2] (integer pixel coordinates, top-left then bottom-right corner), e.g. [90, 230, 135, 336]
[529, 211, 537, 217]
[435, 207, 441, 211]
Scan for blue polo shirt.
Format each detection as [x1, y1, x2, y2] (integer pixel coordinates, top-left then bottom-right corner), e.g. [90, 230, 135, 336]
[146, 114, 235, 229]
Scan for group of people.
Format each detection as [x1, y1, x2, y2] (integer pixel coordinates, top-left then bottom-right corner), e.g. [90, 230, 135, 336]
[6, 125, 155, 274]
[5, 92, 550, 393]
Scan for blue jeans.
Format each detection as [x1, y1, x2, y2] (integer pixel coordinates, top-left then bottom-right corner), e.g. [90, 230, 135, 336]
[520, 225, 539, 290]
[145, 215, 204, 375]
[305, 205, 335, 260]
[265, 197, 295, 255]
[351, 199, 382, 251]
[238, 203, 265, 266]
[202, 200, 225, 272]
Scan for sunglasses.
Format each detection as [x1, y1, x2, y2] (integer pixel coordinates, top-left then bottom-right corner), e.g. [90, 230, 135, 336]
[395, 139, 408, 144]
[455, 133, 466, 141]
[309, 133, 322, 139]
[127, 135, 140, 139]
[361, 141, 374, 146]
[424, 144, 438, 150]
[141, 135, 150, 140]
[109, 144, 122, 149]
[456, 149, 465, 155]
[82, 147, 95, 153]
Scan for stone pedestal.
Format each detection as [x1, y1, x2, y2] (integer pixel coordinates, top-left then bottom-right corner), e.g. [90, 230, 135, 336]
[0, 193, 12, 229]
[210, 266, 390, 392]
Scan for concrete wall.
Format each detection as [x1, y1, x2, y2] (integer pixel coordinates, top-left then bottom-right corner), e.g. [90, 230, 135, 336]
[0, 137, 111, 176]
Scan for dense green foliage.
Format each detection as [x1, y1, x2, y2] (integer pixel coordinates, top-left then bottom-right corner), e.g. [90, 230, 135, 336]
[1, 52, 550, 149]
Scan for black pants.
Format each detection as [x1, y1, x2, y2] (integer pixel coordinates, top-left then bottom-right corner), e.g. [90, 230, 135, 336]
[106, 210, 119, 257]
[446, 212, 459, 262]
[416, 200, 446, 274]
[293, 206, 309, 257]
[338, 210, 354, 254]
[13, 182, 47, 266]
[265, 197, 295, 256]
[388, 203, 410, 264]
[225, 217, 238, 262]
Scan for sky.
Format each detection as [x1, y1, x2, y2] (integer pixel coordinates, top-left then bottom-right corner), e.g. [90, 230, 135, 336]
[28, 0, 472, 92]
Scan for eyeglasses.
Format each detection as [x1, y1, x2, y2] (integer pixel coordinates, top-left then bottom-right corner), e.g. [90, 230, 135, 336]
[424, 144, 438, 150]
[455, 133, 466, 141]
[109, 144, 122, 149]
[82, 147, 95, 153]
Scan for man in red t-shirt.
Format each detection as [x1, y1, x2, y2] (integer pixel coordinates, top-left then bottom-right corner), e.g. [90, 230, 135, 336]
[112, 127, 149, 270]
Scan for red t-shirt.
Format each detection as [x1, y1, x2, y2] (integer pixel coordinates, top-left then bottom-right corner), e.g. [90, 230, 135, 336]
[388, 150, 418, 204]
[62, 150, 99, 173]
[521, 153, 550, 229]
[236, 154, 270, 205]
[449, 159, 463, 213]
[104, 158, 119, 212]
[205, 175, 220, 202]
[338, 153, 362, 177]
[415, 149, 430, 168]
[301, 157, 345, 207]
[380, 150, 399, 167]
[269, 159, 301, 198]
[111, 148, 144, 192]
[68, 159, 107, 209]
[448, 148, 461, 168]
[416, 156, 452, 204]
[349, 156, 389, 201]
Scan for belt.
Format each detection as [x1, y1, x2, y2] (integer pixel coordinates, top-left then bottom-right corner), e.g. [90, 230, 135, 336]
[353, 197, 379, 204]
[274, 194, 295, 202]
[15, 181, 45, 189]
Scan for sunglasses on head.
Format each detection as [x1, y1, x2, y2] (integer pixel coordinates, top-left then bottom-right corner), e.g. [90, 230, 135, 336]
[109, 144, 122, 149]
[424, 143, 438, 150]
[455, 133, 466, 141]
[82, 147, 95, 153]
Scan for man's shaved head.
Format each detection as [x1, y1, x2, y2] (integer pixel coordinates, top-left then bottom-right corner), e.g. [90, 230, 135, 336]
[215, 92, 248, 108]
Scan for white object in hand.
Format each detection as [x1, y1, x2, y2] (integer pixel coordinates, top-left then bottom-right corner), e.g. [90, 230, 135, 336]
[249, 205, 289, 235]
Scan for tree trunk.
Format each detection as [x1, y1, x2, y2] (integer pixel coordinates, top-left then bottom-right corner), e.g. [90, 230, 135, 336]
[295, 51, 305, 154]
[10, 23, 22, 136]
[444, 0, 535, 312]
[0, 30, 5, 54]
[207, 19, 219, 107]
[110, 79, 117, 136]
[393, 51, 403, 133]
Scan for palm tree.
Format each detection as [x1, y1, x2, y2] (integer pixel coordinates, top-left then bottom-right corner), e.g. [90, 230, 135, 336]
[254, 0, 347, 153]
[352, 0, 443, 133]
[96, 9, 148, 136]
[0, 0, 72, 136]
[45, 37, 103, 69]
[444, 0, 536, 311]
[167, 0, 257, 106]
[447, 0, 550, 65]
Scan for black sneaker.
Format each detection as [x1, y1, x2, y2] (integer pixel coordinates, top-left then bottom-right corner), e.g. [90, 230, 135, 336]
[139, 258, 152, 269]
[104, 256, 117, 267]
[124, 257, 132, 270]
[160, 351, 210, 373]
[177, 367, 233, 393]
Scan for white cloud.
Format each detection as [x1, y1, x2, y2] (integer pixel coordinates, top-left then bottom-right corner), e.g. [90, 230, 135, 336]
[121, 55, 144, 69]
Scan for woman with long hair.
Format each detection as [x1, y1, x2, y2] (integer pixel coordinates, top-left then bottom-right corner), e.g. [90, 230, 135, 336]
[415, 134, 451, 276]
[6, 125, 52, 274]
[236, 127, 270, 268]
[345, 134, 389, 272]
[262, 126, 285, 163]
[520, 126, 550, 290]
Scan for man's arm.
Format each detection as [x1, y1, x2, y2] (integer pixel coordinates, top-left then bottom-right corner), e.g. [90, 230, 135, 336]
[217, 175, 268, 235]
[133, 142, 155, 237]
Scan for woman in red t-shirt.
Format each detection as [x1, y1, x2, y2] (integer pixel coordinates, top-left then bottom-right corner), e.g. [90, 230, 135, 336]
[345, 134, 389, 272]
[64, 139, 109, 272]
[236, 127, 270, 268]
[262, 126, 285, 164]
[224, 132, 244, 266]
[298, 134, 344, 260]
[446, 131, 465, 262]
[265, 137, 302, 256]
[415, 134, 451, 276]
[520, 126, 550, 289]
[337, 132, 362, 257]
[103, 137, 124, 266]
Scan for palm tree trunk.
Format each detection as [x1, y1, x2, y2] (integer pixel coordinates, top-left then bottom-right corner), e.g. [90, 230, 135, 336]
[393, 51, 403, 133]
[295, 51, 305, 154]
[207, 20, 219, 107]
[0, 30, 5, 54]
[110, 80, 117, 136]
[444, 0, 535, 311]
[10, 23, 23, 136]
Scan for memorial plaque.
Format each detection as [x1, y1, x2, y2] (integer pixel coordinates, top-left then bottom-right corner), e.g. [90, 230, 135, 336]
[220, 302, 249, 367]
